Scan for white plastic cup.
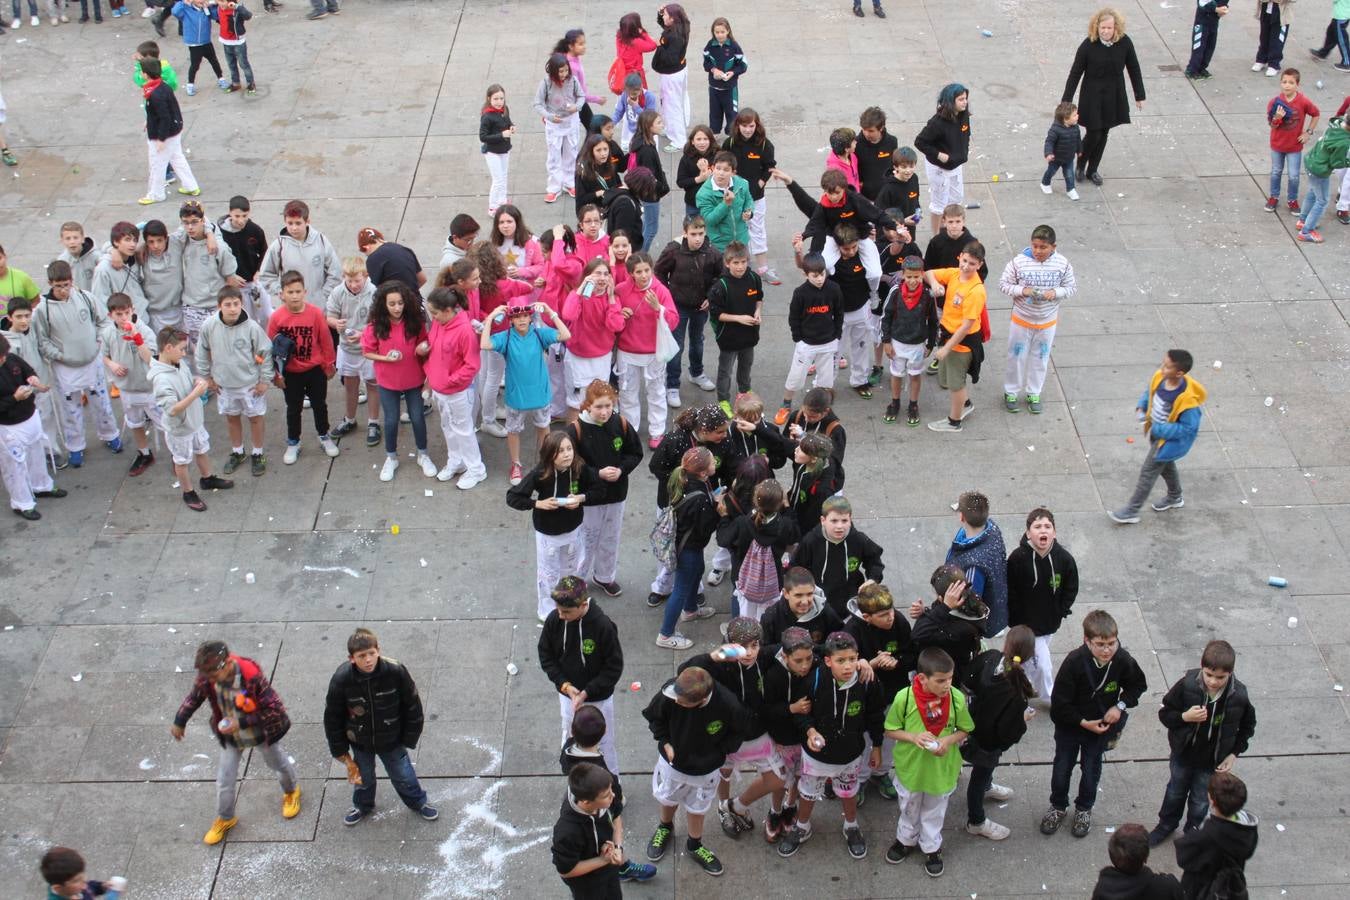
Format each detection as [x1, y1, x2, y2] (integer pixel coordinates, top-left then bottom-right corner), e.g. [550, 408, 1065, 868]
[244, 572, 256, 584]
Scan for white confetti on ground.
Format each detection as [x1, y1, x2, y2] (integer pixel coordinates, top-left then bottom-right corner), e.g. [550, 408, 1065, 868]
[302, 565, 362, 578]
[139, 758, 156, 770]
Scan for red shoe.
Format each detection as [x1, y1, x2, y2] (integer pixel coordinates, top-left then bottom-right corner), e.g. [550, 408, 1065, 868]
[1296, 229, 1324, 243]
[509, 462, 523, 485]
[564, 186, 576, 198]
[1263, 196, 1278, 212]
[1288, 199, 1301, 215]
[648, 437, 661, 449]
[543, 192, 559, 204]
[773, 405, 790, 426]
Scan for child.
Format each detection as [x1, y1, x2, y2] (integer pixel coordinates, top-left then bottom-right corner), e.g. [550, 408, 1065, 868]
[258, 200, 343, 302]
[265, 270, 339, 466]
[552, 763, 627, 897]
[695, 151, 754, 253]
[1254, 0, 1294, 75]
[218, 196, 270, 323]
[424, 286, 486, 488]
[924, 242, 987, 433]
[1, 298, 68, 467]
[469, 244, 536, 435]
[792, 495, 884, 619]
[195, 285, 273, 476]
[1042, 610, 1149, 838]
[141, 220, 186, 333]
[784, 433, 838, 534]
[325, 256, 379, 447]
[717, 478, 799, 620]
[33, 260, 122, 468]
[781, 386, 847, 486]
[880, 647, 975, 876]
[676, 127, 718, 218]
[1000, 225, 1076, 414]
[615, 11, 658, 87]
[615, 252, 680, 447]
[361, 281, 433, 481]
[488, 301, 572, 484]
[655, 213, 723, 404]
[133, 41, 180, 106]
[555, 28, 602, 130]
[567, 380, 643, 594]
[217, 1, 256, 95]
[1266, 68, 1320, 214]
[438, 213, 481, 270]
[1185, 0, 1230, 79]
[856, 107, 900, 201]
[1296, 113, 1350, 243]
[960, 626, 1036, 842]
[101, 293, 161, 477]
[1006, 507, 1079, 700]
[57, 222, 98, 292]
[1173, 773, 1259, 899]
[615, 72, 658, 150]
[508, 432, 597, 620]
[150, 327, 233, 510]
[654, 446, 722, 648]
[826, 127, 861, 192]
[39, 846, 120, 900]
[760, 566, 844, 646]
[805, 223, 881, 397]
[1108, 349, 1207, 523]
[535, 54, 584, 205]
[1042, 101, 1082, 199]
[759, 627, 816, 837]
[170, 640, 300, 844]
[137, 58, 200, 206]
[561, 262, 624, 422]
[923, 203, 989, 280]
[723, 108, 779, 282]
[845, 582, 914, 800]
[914, 84, 972, 235]
[642, 665, 745, 876]
[176, 201, 241, 355]
[1091, 823, 1184, 899]
[0, 245, 39, 312]
[879, 255, 937, 425]
[653, 4, 691, 149]
[874, 147, 923, 235]
[707, 241, 762, 407]
[323, 627, 436, 826]
[945, 490, 1008, 637]
[1311, 6, 1350, 70]
[777, 253, 843, 424]
[776, 631, 884, 860]
[0, 333, 66, 520]
[1150, 640, 1257, 845]
[91, 221, 151, 322]
[908, 564, 989, 682]
[727, 391, 790, 469]
[171, 0, 228, 95]
[577, 134, 622, 214]
[703, 17, 746, 135]
[540, 575, 625, 771]
[480, 84, 514, 215]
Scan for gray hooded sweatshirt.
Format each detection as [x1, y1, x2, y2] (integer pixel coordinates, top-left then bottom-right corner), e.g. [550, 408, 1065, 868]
[34, 289, 108, 368]
[324, 279, 376, 354]
[99, 320, 158, 393]
[176, 226, 239, 311]
[193, 309, 275, 389]
[142, 239, 186, 321]
[258, 226, 342, 301]
[91, 254, 151, 322]
[58, 238, 100, 292]
[150, 357, 204, 437]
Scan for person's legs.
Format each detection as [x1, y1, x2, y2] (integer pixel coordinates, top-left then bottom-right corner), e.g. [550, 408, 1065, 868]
[351, 746, 378, 811]
[660, 68, 688, 148]
[216, 744, 244, 819]
[1120, 445, 1167, 516]
[559, 123, 579, 191]
[1301, 172, 1331, 234]
[1041, 161, 1060, 188]
[617, 361, 643, 434]
[1184, 768, 1212, 831]
[715, 347, 735, 402]
[0, 427, 37, 512]
[1074, 739, 1105, 810]
[1031, 633, 1055, 699]
[643, 357, 668, 438]
[966, 764, 993, 825]
[543, 120, 565, 194]
[236, 43, 255, 86]
[735, 347, 753, 394]
[282, 373, 305, 443]
[379, 746, 429, 811]
[1269, 149, 1287, 200]
[485, 151, 509, 211]
[842, 308, 871, 388]
[164, 134, 198, 192]
[1004, 321, 1030, 399]
[660, 546, 704, 637]
[478, 350, 505, 426]
[592, 500, 623, 582]
[1155, 755, 1194, 833]
[1336, 18, 1350, 65]
[201, 43, 224, 79]
[146, 139, 170, 201]
[403, 386, 428, 452]
[441, 389, 485, 478]
[188, 44, 207, 84]
[1159, 458, 1183, 502]
[257, 741, 299, 794]
[1083, 128, 1110, 176]
[666, 307, 690, 388]
[1025, 323, 1056, 398]
[222, 42, 241, 85]
[379, 386, 401, 454]
[748, 196, 768, 260]
[303, 367, 329, 436]
[1187, 12, 1209, 74]
[536, 530, 565, 620]
[642, 199, 661, 252]
[1048, 730, 1079, 811]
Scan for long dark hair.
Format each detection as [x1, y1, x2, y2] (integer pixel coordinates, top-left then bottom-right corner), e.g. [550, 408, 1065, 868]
[490, 205, 533, 247]
[554, 28, 585, 56]
[683, 124, 718, 162]
[660, 4, 690, 41]
[1001, 625, 1037, 702]
[538, 431, 583, 481]
[473, 241, 507, 302]
[545, 53, 571, 85]
[728, 108, 767, 146]
[617, 12, 646, 43]
[370, 281, 425, 342]
[633, 109, 662, 151]
[578, 134, 616, 183]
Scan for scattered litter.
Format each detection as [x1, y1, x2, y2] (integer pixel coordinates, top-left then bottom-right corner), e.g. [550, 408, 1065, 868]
[1335, 684, 1344, 692]
[505, 662, 519, 676]
[424, 489, 434, 497]
[1317, 80, 1325, 89]
[1268, 576, 1287, 588]
[3, 625, 12, 631]
[167, 627, 177, 634]
[391, 524, 400, 535]
[1026, 445, 1035, 452]
[229, 567, 238, 572]
[630, 681, 642, 691]
[1287, 616, 1298, 628]
[1104, 826, 1116, 834]
[1126, 436, 1135, 443]
[1251, 487, 1259, 493]
[980, 29, 993, 37]
[71, 673, 83, 682]
[171, 481, 180, 489]
[139, 758, 156, 771]
[244, 572, 256, 584]
[1117, 192, 1125, 198]
[1212, 360, 1222, 369]
[991, 174, 999, 182]
[175, 666, 183, 673]
[1275, 823, 1286, 832]
[420, 558, 428, 568]
[303, 565, 362, 578]
[1264, 397, 1274, 407]
[950, 502, 959, 511]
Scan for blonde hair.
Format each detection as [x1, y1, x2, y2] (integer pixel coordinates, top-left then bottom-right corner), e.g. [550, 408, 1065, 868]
[1088, 8, 1125, 41]
[734, 391, 764, 420]
[341, 255, 368, 277]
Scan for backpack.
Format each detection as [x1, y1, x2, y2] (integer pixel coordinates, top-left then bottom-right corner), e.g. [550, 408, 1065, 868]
[1199, 854, 1248, 900]
[966, 675, 1025, 753]
[650, 494, 694, 568]
[607, 57, 626, 95]
[271, 331, 296, 373]
[736, 536, 780, 604]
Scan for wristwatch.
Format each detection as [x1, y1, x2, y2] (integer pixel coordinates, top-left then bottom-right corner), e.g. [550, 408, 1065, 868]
[1115, 701, 1127, 711]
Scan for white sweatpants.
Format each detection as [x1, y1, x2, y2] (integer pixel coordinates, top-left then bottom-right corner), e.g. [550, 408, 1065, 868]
[1028, 633, 1055, 701]
[659, 68, 689, 148]
[35, 388, 67, 459]
[617, 351, 668, 439]
[784, 339, 839, 392]
[862, 732, 897, 780]
[145, 134, 199, 203]
[53, 360, 118, 453]
[477, 349, 505, 426]
[1337, 167, 1350, 212]
[840, 306, 875, 388]
[579, 500, 624, 583]
[924, 162, 965, 214]
[823, 236, 882, 306]
[242, 281, 273, 325]
[536, 528, 584, 620]
[1004, 321, 1056, 398]
[894, 780, 953, 853]
[434, 388, 486, 479]
[484, 150, 510, 211]
[738, 591, 775, 623]
[651, 558, 675, 595]
[559, 694, 619, 774]
[709, 545, 732, 573]
[0, 412, 54, 512]
[544, 117, 579, 195]
[747, 196, 768, 256]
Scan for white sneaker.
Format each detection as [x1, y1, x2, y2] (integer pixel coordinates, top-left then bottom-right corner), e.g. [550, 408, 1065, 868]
[457, 469, 487, 490]
[142, 6, 156, 16]
[479, 421, 508, 438]
[681, 606, 717, 621]
[1251, 61, 1265, 72]
[436, 464, 465, 482]
[400, 411, 411, 424]
[319, 436, 340, 458]
[380, 457, 399, 482]
[417, 453, 437, 477]
[1265, 66, 1279, 76]
[1040, 183, 1052, 194]
[691, 373, 716, 392]
[985, 783, 1014, 801]
[667, 389, 682, 408]
[656, 633, 694, 650]
[303, 396, 311, 409]
[30, 14, 39, 25]
[705, 568, 726, 586]
[1067, 189, 1081, 201]
[358, 390, 367, 403]
[965, 819, 1011, 840]
[283, 443, 301, 465]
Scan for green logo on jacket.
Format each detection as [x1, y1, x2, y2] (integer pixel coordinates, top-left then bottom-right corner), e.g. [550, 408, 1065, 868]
[847, 556, 860, 574]
[1050, 573, 1062, 591]
[581, 638, 596, 656]
[1104, 681, 1119, 694]
[706, 720, 724, 735]
[884, 641, 898, 654]
[612, 436, 624, 452]
[846, 700, 862, 717]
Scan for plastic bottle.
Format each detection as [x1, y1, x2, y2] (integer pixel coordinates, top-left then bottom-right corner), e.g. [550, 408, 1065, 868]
[105, 877, 128, 900]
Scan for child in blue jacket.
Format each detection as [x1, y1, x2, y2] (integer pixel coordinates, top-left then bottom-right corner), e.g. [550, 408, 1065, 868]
[172, 0, 227, 95]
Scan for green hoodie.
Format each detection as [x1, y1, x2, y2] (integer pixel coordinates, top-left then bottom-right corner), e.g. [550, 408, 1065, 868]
[696, 174, 754, 251]
[133, 59, 180, 94]
[1305, 117, 1350, 178]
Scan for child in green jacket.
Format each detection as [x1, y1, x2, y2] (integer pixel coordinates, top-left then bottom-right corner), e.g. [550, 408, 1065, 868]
[696, 151, 753, 251]
[1298, 115, 1350, 242]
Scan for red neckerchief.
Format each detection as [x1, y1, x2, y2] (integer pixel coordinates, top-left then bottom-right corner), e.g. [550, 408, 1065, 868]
[911, 674, 950, 737]
[900, 281, 924, 311]
[819, 193, 846, 209]
[142, 77, 163, 100]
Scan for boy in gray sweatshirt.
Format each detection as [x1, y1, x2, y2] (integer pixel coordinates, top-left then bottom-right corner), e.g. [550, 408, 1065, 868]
[32, 260, 122, 467]
[194, 285, 274, 476]
[150, 326, 234, 511]
[258, 199, 342, 301]
[324, 256, 379, 446]
[176, 201, 242, 359]
[101, 292, 161, 477]
[142, 219, 186, 333]
[57, 222, 100, 293]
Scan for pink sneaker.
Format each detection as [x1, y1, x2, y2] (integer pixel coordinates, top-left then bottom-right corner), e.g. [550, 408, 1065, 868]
[648, 437, 661, 449]
[543, 192, 559, 204]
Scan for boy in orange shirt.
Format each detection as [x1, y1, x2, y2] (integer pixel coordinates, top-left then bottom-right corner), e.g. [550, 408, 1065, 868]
[924, 242, 986, 432]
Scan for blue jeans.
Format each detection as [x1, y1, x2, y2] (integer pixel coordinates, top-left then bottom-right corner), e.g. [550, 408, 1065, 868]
[641, 199, 662, 253]
[1041, 160, 1076, 191]
[665, 306, 708, 388]
[1049, 726, 1108, 811]
[352, 745, 428, 813]
[222, 42, 254, 86]
[1269, 150, 1301, 201]
[965, 754, 999, 825]
[1301, 172, 1331, 234]
[660, 545, 705, 637]
[12, 0, 37, 15]
[379, 386, 427, 455]
[1156, 756, 1212, 833]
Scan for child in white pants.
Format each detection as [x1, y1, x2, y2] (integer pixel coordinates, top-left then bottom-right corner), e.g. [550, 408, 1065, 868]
[823, 234, 881, 392]
[0, 336, 65, 519]
[533, 55, 583, 202]
[997, 225, 1076, 413]
[1005, 506, 1078, 702]
[480, 84, 514, 214]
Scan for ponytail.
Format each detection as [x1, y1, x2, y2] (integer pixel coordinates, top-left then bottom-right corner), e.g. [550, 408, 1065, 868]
[669, 446, 713, 505]
[1002, 624, 1037, 702]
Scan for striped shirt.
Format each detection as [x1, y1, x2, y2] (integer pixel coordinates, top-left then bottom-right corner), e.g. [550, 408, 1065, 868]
[998, 248, 1077, 329]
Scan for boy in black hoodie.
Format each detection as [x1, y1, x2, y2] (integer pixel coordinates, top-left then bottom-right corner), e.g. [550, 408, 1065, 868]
[846, 582, 912, 800]
[1006, 506, 1079, 700]
[1091, 823, 1183, 900]
[1042, 610, 1149, 839]
[907, 564, 989, 686]
[1174, 772, 1259, 900]
[923, 203, 989, 283]
[777, 253, 843, 425]
[791, 495, 885, 619]
[220, 196, 271, 322]
[760, 566, 845, 647]
[874, 147, 924, 235]
[879, 255, 937, 425]
[1149, 640, 1256, 847]
[654, 215, 723, 400]
[781, 387, 847, 489]
[643, 666, 746, 876]
[552, 763, 625, 899]
[539, 577, 625, 774]
[856, 107, 900, 202]
[707, 241, 763, 405]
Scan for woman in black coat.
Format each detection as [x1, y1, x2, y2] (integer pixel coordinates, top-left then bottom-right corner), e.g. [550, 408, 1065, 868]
[1061, 8, 1146, 186]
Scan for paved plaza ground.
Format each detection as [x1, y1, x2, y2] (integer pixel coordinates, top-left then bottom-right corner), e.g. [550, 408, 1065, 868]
[1, 0, 1348, 897]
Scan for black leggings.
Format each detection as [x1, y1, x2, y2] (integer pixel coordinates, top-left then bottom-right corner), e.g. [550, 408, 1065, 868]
[1080, 127, 1111, 176]
[188, 44, 224, 83]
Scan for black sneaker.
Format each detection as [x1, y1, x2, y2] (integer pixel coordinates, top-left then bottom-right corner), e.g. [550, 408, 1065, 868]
[926, 357, 939, 375]
[689, 842, 723, 876]
[1040, 807, 1067, 834]
[646, 823, 673, 861]
[34, 488, 68, 499]
[873, 4, 886, 17]
[883, 399, 899, 423]
[594, 580, 623, 597]
[223, 451, 246, 474]
[183, 490, 207, 512]
[907, 401, 920, 426]
[1311, 47, 1331, 59]
[199, 475, 235, 491]
[647, 591, 668, 608]
[251, 453, 266, 477]
[844, 825, 867, 859]
[1148, 825, 1174, 847]
[924, 850, 944, 877]
[852, 3, 864, 16]
[868, 365, 883, 387]
[331, 419, 357, 438]
[1071, 808, 1092, 837]
[128, 452, 155, 477]
[718, 799, 753, 838]
[13, 507, 40, 521]
[763, 809, 785, 843]
[885, 840, 914, 864]
[776, 824, 810, 857]
[366, 422, 382, 447]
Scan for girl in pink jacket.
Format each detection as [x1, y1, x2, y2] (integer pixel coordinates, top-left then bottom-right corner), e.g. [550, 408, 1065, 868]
[490, 206, 546, 301]
[561, 258, 627, 420]
[826, 127, 862, 192]
[614, 251, 680, 446]
[425, 287, 487, 489]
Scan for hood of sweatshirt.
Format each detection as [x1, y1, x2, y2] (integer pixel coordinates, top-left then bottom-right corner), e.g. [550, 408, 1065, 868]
[1091, 867, 1179, 900]
[779, 586, 829, 624]
[1207, 810, 1260, 857]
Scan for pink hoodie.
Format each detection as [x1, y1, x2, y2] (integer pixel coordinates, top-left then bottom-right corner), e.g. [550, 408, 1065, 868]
[498, 237, 545, 284]
[561, 287, 626, 359]
[537, 239, 585, 312]
[615, 277, 679, 354]
[475, 278, 535, 335]
[826, 150, 861, 192]
[575, 231, 611, 264]
[568, 53, 604, 105]
[425, 310, 481, 395]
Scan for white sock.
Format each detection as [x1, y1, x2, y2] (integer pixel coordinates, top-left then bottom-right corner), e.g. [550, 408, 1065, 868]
[843, 817, 857, 829]
[731, 798, 749, 816]
[232, 445, 244, 454]
[251, 447, 262, 456]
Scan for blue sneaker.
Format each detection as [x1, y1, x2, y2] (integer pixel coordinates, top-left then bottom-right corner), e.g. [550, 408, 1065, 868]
[185, 83, 197, 97]
[418, 805, 439, 821]
[106, 436, 124, 453]
[342, 807, 367, 826]
[68, 450, 84, 468]
[618, 861, 657, 882]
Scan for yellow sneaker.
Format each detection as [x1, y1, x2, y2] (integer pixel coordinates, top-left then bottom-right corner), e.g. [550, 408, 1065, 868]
[203, 816, 237, 845]
[282, 786, 302, 819]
